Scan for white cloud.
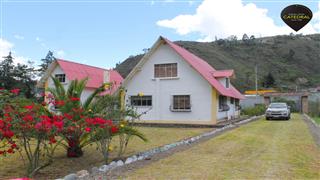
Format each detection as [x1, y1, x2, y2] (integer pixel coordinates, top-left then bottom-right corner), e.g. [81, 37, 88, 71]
[314, 2, 320, 31]
[0, 38, 28, 64]
[157, 0, 320, 41]
[14, 34, 24, 40]
[36, 37, 42, 41]
[55, 50, 66, 57]
[0, 39, 13, 59]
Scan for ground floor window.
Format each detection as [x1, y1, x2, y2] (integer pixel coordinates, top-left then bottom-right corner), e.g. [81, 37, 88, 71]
[219, 95, 229, 111]
[235, 99, 240, 110]
[130, 96, 152, 107]
[172, 95, 191, 111]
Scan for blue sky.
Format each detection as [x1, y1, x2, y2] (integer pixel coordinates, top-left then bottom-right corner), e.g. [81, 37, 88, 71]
[0, 0, 319, 69]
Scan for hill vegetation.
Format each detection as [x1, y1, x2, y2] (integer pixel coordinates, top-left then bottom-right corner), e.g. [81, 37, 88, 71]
[115, 34, 320, 92]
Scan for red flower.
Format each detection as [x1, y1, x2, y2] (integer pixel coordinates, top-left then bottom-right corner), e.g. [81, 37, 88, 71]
[84, 127, 91, 132]
[111, 126, 118, 134]
[0, 87, 4, 90]
[0, 151, 4, 155]
[7, 148, 14, 154]
[10, 89, 20, 95]
[22, 115, 33, 122]
[55, 100, 65, 107]
[3, 130, 14, 138]
[70, 97, 80, 101]
[24, 105, 34, 110]
[49, 137, 57, 144]
[0, 120, 4, 128]
[53, 121, 64, 130]
[41, 101, 47, 106]
[11, 143, 17, 149]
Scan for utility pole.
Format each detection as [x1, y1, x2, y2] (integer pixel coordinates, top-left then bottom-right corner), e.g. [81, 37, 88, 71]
[255, 64, 258, 98]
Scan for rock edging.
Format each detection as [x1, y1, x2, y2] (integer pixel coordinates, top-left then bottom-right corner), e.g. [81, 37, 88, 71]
[57, 115, 262, 180]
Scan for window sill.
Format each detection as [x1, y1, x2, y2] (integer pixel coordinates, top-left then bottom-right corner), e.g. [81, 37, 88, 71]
[152, 77, 180, 81]
[133, 106, 152, 108]
[170, 109, 191, 112]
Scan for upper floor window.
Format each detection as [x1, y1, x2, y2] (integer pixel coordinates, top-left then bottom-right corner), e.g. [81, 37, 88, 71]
[226, 78, 230, 88]
[55, 74, 66, 83]
[130, 96, 152, 107]
[154, 63, 177, 78]
[172, 95, 191, 111]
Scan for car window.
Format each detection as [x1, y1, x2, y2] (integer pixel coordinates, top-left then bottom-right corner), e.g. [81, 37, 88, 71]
[269, 104, 287, 108]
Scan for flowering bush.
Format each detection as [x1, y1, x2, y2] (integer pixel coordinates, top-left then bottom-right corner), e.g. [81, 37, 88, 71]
[0, 88, 60, 176]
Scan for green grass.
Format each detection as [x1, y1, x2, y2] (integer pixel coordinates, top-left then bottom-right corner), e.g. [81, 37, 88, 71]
[0, 127, 211, 179]
[312, 117, 320, 125]
[127, 114, 320, 179]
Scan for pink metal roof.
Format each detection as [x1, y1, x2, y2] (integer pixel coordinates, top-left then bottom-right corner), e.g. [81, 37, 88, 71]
[212, 70, 234, 78]
[56, 59, 123, 93]
[162, 37, 244, 99]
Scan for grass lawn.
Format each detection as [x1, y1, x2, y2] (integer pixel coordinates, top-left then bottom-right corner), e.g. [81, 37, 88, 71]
[127, 114, 320, 179]
[0, 127, 211, 179]
[312, 116, 320, 125]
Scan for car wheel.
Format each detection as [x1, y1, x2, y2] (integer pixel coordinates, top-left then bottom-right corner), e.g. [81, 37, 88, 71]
[266, 117, 270, 120]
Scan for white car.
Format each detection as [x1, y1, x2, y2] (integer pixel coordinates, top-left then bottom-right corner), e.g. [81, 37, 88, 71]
[265, 103, 291, 120]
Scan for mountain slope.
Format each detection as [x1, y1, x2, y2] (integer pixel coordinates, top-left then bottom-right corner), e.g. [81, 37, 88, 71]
[115, 34, 320, 92]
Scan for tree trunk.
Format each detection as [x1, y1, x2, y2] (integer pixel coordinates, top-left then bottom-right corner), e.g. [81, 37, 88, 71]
[67, 138, 83, 158]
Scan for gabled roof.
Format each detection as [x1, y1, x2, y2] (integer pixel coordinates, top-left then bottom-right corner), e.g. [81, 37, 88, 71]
[122, 36, 244, 99]
[212, 70, 234, 78]
[38, 59, 123, 93]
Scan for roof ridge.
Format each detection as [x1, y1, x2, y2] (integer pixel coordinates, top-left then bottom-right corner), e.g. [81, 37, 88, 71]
[56, 59, 109, 71]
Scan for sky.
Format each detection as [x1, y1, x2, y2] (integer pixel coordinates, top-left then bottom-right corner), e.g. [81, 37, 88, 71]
[0, 0, 320, 69]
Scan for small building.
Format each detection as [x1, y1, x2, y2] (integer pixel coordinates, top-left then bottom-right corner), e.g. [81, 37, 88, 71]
[121, 36, 244, 125]
[38, 59, 123, 103]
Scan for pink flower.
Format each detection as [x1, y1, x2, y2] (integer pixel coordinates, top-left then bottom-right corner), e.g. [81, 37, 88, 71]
[70, 97, 80, 101]
[10, 89, 20, 95]
[85, 127, 91, 132]
[24, 105, 34, 110]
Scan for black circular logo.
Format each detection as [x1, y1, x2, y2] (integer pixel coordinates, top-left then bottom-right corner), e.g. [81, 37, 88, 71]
[281, 4, 313, 32]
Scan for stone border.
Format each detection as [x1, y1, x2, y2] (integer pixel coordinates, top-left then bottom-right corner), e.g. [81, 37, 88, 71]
[57, 115, 262, 180]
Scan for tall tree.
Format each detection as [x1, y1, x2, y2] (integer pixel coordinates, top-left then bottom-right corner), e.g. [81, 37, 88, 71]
[0, 52, 16, 89]
[38, 51, 55, 76]
[262, 72, 275, 88]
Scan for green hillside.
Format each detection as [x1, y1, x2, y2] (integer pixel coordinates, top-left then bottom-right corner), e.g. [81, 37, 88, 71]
[115, 34, 320, 92]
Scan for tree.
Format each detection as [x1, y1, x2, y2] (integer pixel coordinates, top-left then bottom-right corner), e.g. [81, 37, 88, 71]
[242, 33, 249, 42]
[262, 72, 275, 88]
[0, 52, 16, 89]
[38, 51, 55, 76]
[46, 77, 107, 157]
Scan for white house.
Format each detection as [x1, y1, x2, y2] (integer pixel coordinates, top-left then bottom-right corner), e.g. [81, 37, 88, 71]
[121, 36, 244, 125]
[38, 59, 123, 104]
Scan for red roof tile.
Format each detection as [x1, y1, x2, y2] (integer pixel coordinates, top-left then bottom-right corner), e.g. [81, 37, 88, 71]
[162, 37, 244, 99]
[56, 59, 123, 92]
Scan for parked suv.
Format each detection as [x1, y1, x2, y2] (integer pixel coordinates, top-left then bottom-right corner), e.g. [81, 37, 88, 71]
[265, 103, 291, 120]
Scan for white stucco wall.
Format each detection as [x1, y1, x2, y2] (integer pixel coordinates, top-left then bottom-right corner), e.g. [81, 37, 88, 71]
[47, 65, 95, 104]
[124, 44, 213, 122]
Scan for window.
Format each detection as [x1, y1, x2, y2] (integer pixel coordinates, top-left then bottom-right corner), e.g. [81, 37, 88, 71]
[130, 96, 152, 107]
[230, 97, 234, 104]
[226, 78, 230, 88]
[219, 95, 229, 111]
[154, 63, 177, 78]
[55, 74, 66, 83]
[235, 99, 240, 110]
[172, 95, 191, 111]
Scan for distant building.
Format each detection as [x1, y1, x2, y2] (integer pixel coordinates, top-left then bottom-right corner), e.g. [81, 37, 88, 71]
[37, 59, 123, 104]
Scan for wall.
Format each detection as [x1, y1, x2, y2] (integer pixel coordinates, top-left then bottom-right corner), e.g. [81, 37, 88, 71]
[124, 44, 213, 122]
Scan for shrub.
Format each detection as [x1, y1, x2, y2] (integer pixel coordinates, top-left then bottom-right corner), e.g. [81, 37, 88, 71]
[241, 104, 266, 116]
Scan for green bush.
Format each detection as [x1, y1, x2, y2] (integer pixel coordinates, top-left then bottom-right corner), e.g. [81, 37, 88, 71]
[241, 104, 266, 116]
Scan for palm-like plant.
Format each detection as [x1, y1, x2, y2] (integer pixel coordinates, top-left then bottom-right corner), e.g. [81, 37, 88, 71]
[46, 77, 106, 157]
